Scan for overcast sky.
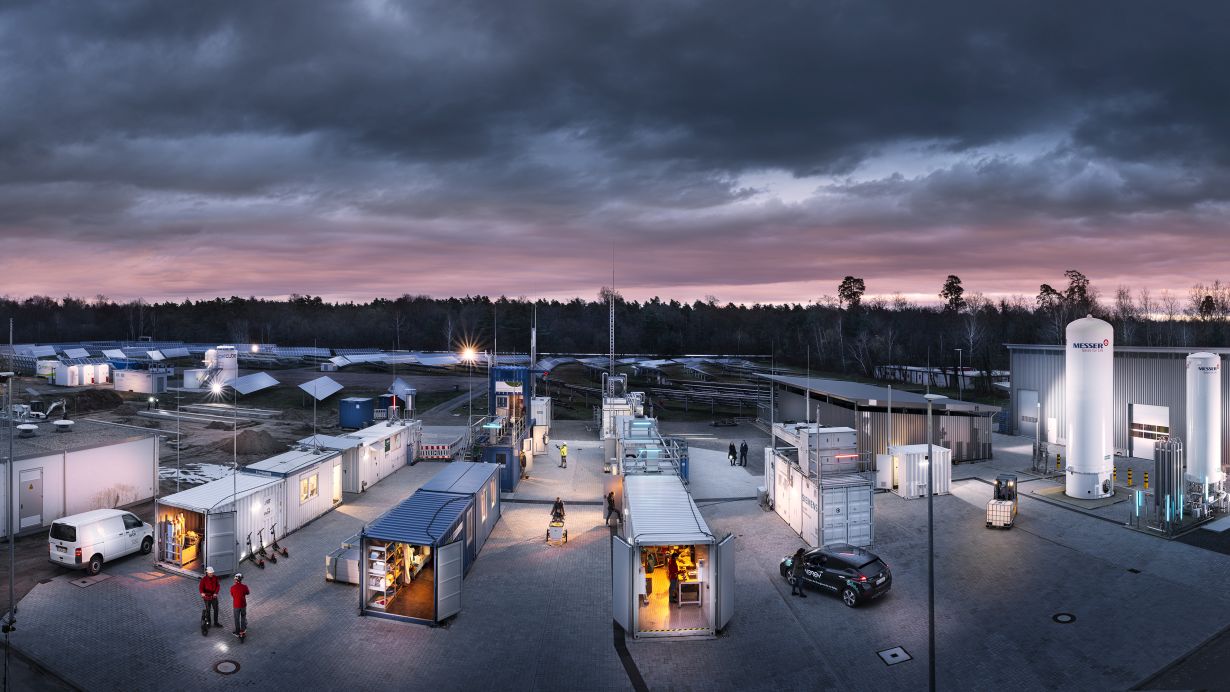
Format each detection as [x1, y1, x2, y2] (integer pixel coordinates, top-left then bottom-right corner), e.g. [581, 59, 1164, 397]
[2, 1, 1228, 304]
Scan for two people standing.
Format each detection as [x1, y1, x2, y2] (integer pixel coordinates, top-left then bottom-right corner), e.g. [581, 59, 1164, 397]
[199, 567, 253, 636]
[729, 440, 749, 467]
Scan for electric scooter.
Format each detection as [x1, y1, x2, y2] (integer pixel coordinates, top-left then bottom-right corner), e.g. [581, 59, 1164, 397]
[270, 524, 289, 558]
[201, 604, 210, 636]
[246, 533, 265, 569]
[258, 529, 277, 564]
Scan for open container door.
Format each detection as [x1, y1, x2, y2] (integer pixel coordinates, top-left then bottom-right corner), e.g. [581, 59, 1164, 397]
[611, 536, 633, 631]
[206, 512, 237, 576]
[435, 540, 464, 621]
[715, 533, 735, 632]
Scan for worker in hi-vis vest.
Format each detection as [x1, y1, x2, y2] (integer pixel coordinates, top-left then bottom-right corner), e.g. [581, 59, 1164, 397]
[558, 442, 568, 468]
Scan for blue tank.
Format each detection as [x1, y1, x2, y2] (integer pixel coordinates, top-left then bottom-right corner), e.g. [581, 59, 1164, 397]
[339, 397, 375, 429]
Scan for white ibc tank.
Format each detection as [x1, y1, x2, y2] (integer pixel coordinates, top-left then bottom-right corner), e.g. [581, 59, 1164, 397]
[206, 345, 240, 383]
[1185, 352, 1224, 486]
[1065, 315, 1114, 498]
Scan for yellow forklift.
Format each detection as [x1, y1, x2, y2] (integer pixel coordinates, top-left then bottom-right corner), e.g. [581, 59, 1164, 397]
[986, 474, 1018, 529]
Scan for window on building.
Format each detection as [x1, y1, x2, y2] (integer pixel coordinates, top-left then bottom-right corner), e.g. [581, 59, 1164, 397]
[300, 473, 319, 503]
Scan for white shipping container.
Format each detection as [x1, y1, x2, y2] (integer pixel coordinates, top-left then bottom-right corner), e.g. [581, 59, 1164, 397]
[888, 444, 952, 499]
[822, 479, 873, 546]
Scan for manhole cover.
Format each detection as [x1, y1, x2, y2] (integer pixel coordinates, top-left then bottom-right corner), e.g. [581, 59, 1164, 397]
[877, 646, 912, 666]
[214, 660, 240, 675]
[1052, 613, 1076, 624]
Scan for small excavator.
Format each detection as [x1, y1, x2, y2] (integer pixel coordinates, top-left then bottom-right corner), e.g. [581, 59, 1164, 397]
[986, 474, 1019, 529]
[8, 399, 66, 421]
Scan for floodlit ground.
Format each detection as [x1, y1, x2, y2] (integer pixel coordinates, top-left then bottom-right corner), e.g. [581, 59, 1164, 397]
[8, 431, 1230, 691]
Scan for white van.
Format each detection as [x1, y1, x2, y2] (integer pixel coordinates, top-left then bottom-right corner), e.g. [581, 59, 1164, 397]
[48, 509, 154, 575]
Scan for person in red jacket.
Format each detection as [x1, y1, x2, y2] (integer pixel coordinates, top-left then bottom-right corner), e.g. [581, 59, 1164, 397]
[199, 566, 222, 628]
[230, 573, 251, 637]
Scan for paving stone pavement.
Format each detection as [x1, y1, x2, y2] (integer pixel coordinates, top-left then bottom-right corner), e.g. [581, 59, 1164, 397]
[12, 434, 1230, 691]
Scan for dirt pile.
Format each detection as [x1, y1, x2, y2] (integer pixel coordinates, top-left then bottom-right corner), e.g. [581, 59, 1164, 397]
[66, 389, 124, 414]
[212, 429, 284, 456]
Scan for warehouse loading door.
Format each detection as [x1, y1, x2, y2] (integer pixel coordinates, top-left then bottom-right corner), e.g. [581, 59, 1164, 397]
[1130, 404, 1169, 461]
[611, 536, 633, 631]
[206, 512, 237, 576]
[1017, 390, 1038, 439]
[715, 534, 735, 631]
[435, 540, 464, 621]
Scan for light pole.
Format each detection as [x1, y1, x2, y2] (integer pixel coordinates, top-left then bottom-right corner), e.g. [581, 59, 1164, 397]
[924, 392, 946, 692]
[3, 370, 16, 638]
[461, 347, 477, 457]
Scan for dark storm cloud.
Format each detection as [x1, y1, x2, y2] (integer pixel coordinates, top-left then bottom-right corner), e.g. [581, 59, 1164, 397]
[1, 0, 1228, 301]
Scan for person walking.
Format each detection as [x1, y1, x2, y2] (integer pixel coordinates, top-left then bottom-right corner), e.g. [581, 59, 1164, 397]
[230, 573, 251, 637]
[666, 551, 680, 603]
[199, 566, 222, 628]
[790, 548, 808, 598]
[739, 440, 749, 467]
[728, 442, 737, 466]
[559, 442, 568, 468]
[605, 491, 622, 526]
[551, 497, 566, 522]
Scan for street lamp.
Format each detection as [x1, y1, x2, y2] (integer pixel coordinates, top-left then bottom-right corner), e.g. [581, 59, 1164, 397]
[460, 346, 478, 457]
[924, 392, 946, 692]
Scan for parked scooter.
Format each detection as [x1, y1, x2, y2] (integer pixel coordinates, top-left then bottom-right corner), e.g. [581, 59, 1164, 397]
[258, 528, 277, 564]
[270, 524, 289, 558]
[200, 605, 211, 637]
[246, 534, 265, 569]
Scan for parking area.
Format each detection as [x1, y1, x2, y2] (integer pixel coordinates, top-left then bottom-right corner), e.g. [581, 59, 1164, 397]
[10, 433, 1230, 690]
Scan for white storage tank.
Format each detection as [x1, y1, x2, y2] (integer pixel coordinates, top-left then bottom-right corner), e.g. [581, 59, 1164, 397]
[205, 345, 239, 383]
[1185, 352, 1224, 487]
[1065, 315, 1114, 498]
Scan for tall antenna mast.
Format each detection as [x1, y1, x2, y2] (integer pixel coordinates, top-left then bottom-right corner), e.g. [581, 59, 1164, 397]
[609, 244, 615, 375]
[530, 304, 538, 399]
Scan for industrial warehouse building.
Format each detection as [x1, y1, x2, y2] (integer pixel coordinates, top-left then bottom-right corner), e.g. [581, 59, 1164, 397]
[1, 420, 159, 538]
[759, 374, 999, 462]
[1007, 345, 1230, 461]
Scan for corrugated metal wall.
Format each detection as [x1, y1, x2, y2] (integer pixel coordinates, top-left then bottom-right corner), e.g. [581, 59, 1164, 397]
[809, 397, 992, 462]
[1009, 349, 1230, 458]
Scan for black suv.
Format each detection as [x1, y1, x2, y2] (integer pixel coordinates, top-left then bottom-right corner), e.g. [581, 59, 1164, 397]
[779, 544, 892, 607]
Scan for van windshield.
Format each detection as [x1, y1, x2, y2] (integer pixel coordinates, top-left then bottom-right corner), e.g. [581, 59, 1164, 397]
[50, 523, 76, 542]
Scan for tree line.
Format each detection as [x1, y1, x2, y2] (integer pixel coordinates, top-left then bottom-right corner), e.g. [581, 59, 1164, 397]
[3, 272, 1227, 395]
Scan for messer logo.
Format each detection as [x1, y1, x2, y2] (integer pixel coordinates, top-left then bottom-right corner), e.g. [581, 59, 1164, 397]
[1072, 339, 1109, 352]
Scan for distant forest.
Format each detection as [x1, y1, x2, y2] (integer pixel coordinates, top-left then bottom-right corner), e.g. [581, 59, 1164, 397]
[4, 271, 1230, 392]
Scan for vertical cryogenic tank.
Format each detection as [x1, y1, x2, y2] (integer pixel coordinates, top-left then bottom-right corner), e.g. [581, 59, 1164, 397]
[1185, 352, 1224, 486]
[1064, 315, 1114, 498]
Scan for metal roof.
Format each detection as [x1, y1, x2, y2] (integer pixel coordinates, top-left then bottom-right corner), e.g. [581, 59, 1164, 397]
[363, 490, 472, 546]
[624, 475, 714, 546]
[296, 434, 363, 450]
[158, 472, 283, 512]
[420, 461, 500, 496]
[348, 419, 416, 444]
[242, 448, 340, 478]
[758, 374, 1000, 414]
[1005, 343, 1230, 355]
[3, 419, 152, 463]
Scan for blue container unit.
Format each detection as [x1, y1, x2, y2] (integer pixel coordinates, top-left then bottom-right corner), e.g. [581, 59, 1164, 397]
[339, 397, 375, 430]
[484, 366, 534, 492]
[360, 490, 477, 625]
[420, 461, 502, 555]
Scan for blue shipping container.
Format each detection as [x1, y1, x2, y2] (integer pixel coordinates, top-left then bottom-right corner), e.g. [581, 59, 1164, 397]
[420, 461, 502, 554]
[340, 397, 375, 429]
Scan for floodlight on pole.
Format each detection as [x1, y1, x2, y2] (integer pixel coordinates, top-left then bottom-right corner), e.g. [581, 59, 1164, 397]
[923, 392, 946, 692]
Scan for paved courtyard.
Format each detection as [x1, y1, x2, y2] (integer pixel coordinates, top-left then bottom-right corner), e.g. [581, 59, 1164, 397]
[11, 433, 1230, 690]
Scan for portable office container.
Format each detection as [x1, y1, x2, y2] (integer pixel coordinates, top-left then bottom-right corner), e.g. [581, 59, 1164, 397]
[337, 420, 422, 491]
[612, 475, 734, 640]
[155, 472, 285, 577]
[887, 444, 952, 499]
[297, 435, 364, 493]
[419, 461, 502, 554]
[241, 448, 343, 533]
[359, 490, 477, 625]
[339, 397, 376, 429]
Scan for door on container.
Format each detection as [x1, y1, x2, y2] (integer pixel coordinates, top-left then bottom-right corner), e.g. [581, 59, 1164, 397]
[1130, 404, 1169, 461]
[19, 468, 43, 530]
[714, 534, 735, 632]
[611, 536, 633, 631]
[206, 512, 237, 576]
[1016, 389, 1038, 440]
[821, 487, 849, 545]
[845, 487, 873, 546]
[435, 540, 464, 621]
[332, 462, 342, 504]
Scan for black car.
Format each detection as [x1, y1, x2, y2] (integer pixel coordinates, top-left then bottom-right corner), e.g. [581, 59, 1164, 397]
[779, 544, 892, 607]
